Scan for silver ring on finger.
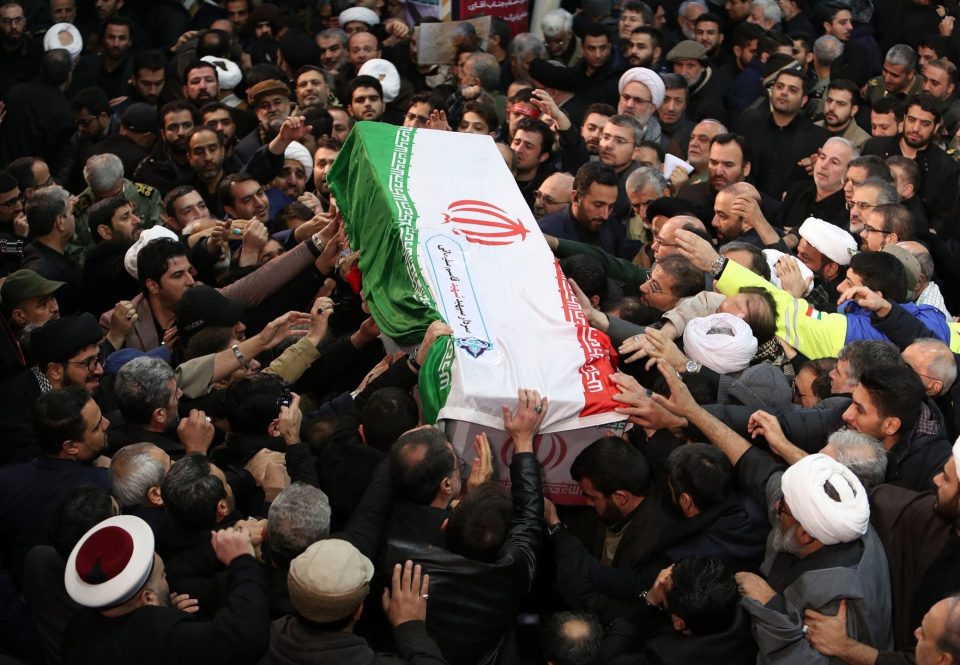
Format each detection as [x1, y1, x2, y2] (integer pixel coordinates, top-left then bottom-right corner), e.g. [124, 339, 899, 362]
[534, 405, 543, 414]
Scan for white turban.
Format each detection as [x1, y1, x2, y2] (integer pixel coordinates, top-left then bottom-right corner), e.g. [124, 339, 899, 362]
[781, 453, 870, 546]
[201, 56, 242, 92]
[683, 312, 757, 375]
[358, 58, 400, 103]
[124, 226, 180, 279]
[618, 67, 665, 108]
[798, 217, 858, 266]
[338, 6, 380, 26]
[284, 141, 312, 175]
[44, 23, 83, 60]
[763, 249, 815, 296]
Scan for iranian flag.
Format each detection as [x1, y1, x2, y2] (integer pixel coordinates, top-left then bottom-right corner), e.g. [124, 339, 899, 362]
[328, 121, 624, 434]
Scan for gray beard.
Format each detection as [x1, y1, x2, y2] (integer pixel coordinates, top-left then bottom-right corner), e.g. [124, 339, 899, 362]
[771, 522, 806, 557]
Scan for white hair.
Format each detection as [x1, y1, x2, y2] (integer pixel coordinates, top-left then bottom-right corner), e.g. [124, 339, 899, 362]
[541, 9, 573, 38]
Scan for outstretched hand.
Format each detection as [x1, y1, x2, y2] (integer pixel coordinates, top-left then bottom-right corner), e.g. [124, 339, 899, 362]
[503, 389, 547, 453]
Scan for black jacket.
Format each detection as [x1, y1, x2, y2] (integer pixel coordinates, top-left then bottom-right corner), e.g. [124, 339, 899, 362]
[862, 135, 960, 234]
[737, 106, 830, 200]
[261, 616, 448, 665]
[383, 453, 542, 665]
[703, 399, 952, 492]
[63, 555, 269, 665]
[82, 241, 140, 318]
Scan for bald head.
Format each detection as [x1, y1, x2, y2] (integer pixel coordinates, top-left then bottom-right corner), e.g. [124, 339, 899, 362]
[722, 181, 761, 202]
[903, 338, 957, 397]
[655, 215, 705, 260]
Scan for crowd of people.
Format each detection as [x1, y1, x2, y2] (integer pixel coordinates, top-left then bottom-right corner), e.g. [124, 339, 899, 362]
[2, 0, 960, 664]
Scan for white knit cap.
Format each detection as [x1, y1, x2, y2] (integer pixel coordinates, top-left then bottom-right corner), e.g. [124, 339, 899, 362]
[358, 58, 400, 103]
[338, 6, 380, 26]
[124, 226, 181, 279]
[43, 23, 83, 60]
[798, 217, 858, 266]
[780, 453, 870, 546]
[284, 141, 313, 175]
[618, 67, 665, 108]
[683, 312, 757, 375]
[201, 56, 243, 92]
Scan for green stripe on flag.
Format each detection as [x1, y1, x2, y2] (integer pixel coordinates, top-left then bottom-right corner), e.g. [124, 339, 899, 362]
[328, 122, 436, 345]
[328, 121, 453, 421]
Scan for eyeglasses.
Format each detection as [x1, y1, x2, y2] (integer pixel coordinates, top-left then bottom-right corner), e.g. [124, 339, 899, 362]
[0, 195, 22, 208]
[776, 498, 793, 519]
[349, 45, 377, 54]
[645, 278, 664, 294]
[404, 112, 429, 125]
[620, 92, 653, 107]
[0, 16, 25, 26]
[534, 190, 561, 206]
[65, 354, 104, 372]
[845, 200, 877, 211]
[840, 176, 863, 187]
[860, 222, 888, 235]
[652, 234, 676, 248]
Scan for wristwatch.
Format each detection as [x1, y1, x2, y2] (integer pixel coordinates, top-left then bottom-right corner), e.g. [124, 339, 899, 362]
[547, 522, 565, 537]
[710, 255, 728, 278]
[685, 359, 702, 374]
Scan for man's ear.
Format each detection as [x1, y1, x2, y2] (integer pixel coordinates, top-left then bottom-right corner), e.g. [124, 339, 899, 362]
[670, 614, 687, 633]
[145, 277, 161, 296]
[150, 407, 167, 428]
[743, 160, 752, 178]
[267, 417, 281, 438]
[881, 415, 902, 437]
[612, 489, 631, 507]
[46, 362, 64, 386]
[10, 308, 27, 327]
[147, 485, 164, 507]
[97, 224, 114, 241]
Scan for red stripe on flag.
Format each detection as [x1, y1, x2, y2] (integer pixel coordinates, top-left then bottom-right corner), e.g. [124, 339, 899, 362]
[553, 259, 622, 418]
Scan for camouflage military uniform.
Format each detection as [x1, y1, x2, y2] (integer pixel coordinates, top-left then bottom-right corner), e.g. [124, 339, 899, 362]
[68, 179, 161, 268]
[863, 73, 924, 106]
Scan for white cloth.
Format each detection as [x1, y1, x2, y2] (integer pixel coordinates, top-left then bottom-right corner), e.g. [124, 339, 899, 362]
[43, 23, 82, 60]
[763, 249, 815, 296]
[284, 141, 312, 174]
[124, 226, 180, 279]
[798, 217, 858, 266]
[781, 453, 870, 546]
[201, 56, 242, 91]
[682, 312, 757, 375]
[617, 68, 664, 108]
[358, 58, 400, 103]
[338, 6, 379, 26]
[917, 282, 951, 319]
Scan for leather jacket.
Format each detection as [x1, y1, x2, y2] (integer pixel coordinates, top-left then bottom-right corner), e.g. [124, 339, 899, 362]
[385, 452, 542, 665]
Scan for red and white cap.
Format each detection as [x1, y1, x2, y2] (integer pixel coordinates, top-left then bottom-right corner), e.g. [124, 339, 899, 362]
[64, 515, 155, 608]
